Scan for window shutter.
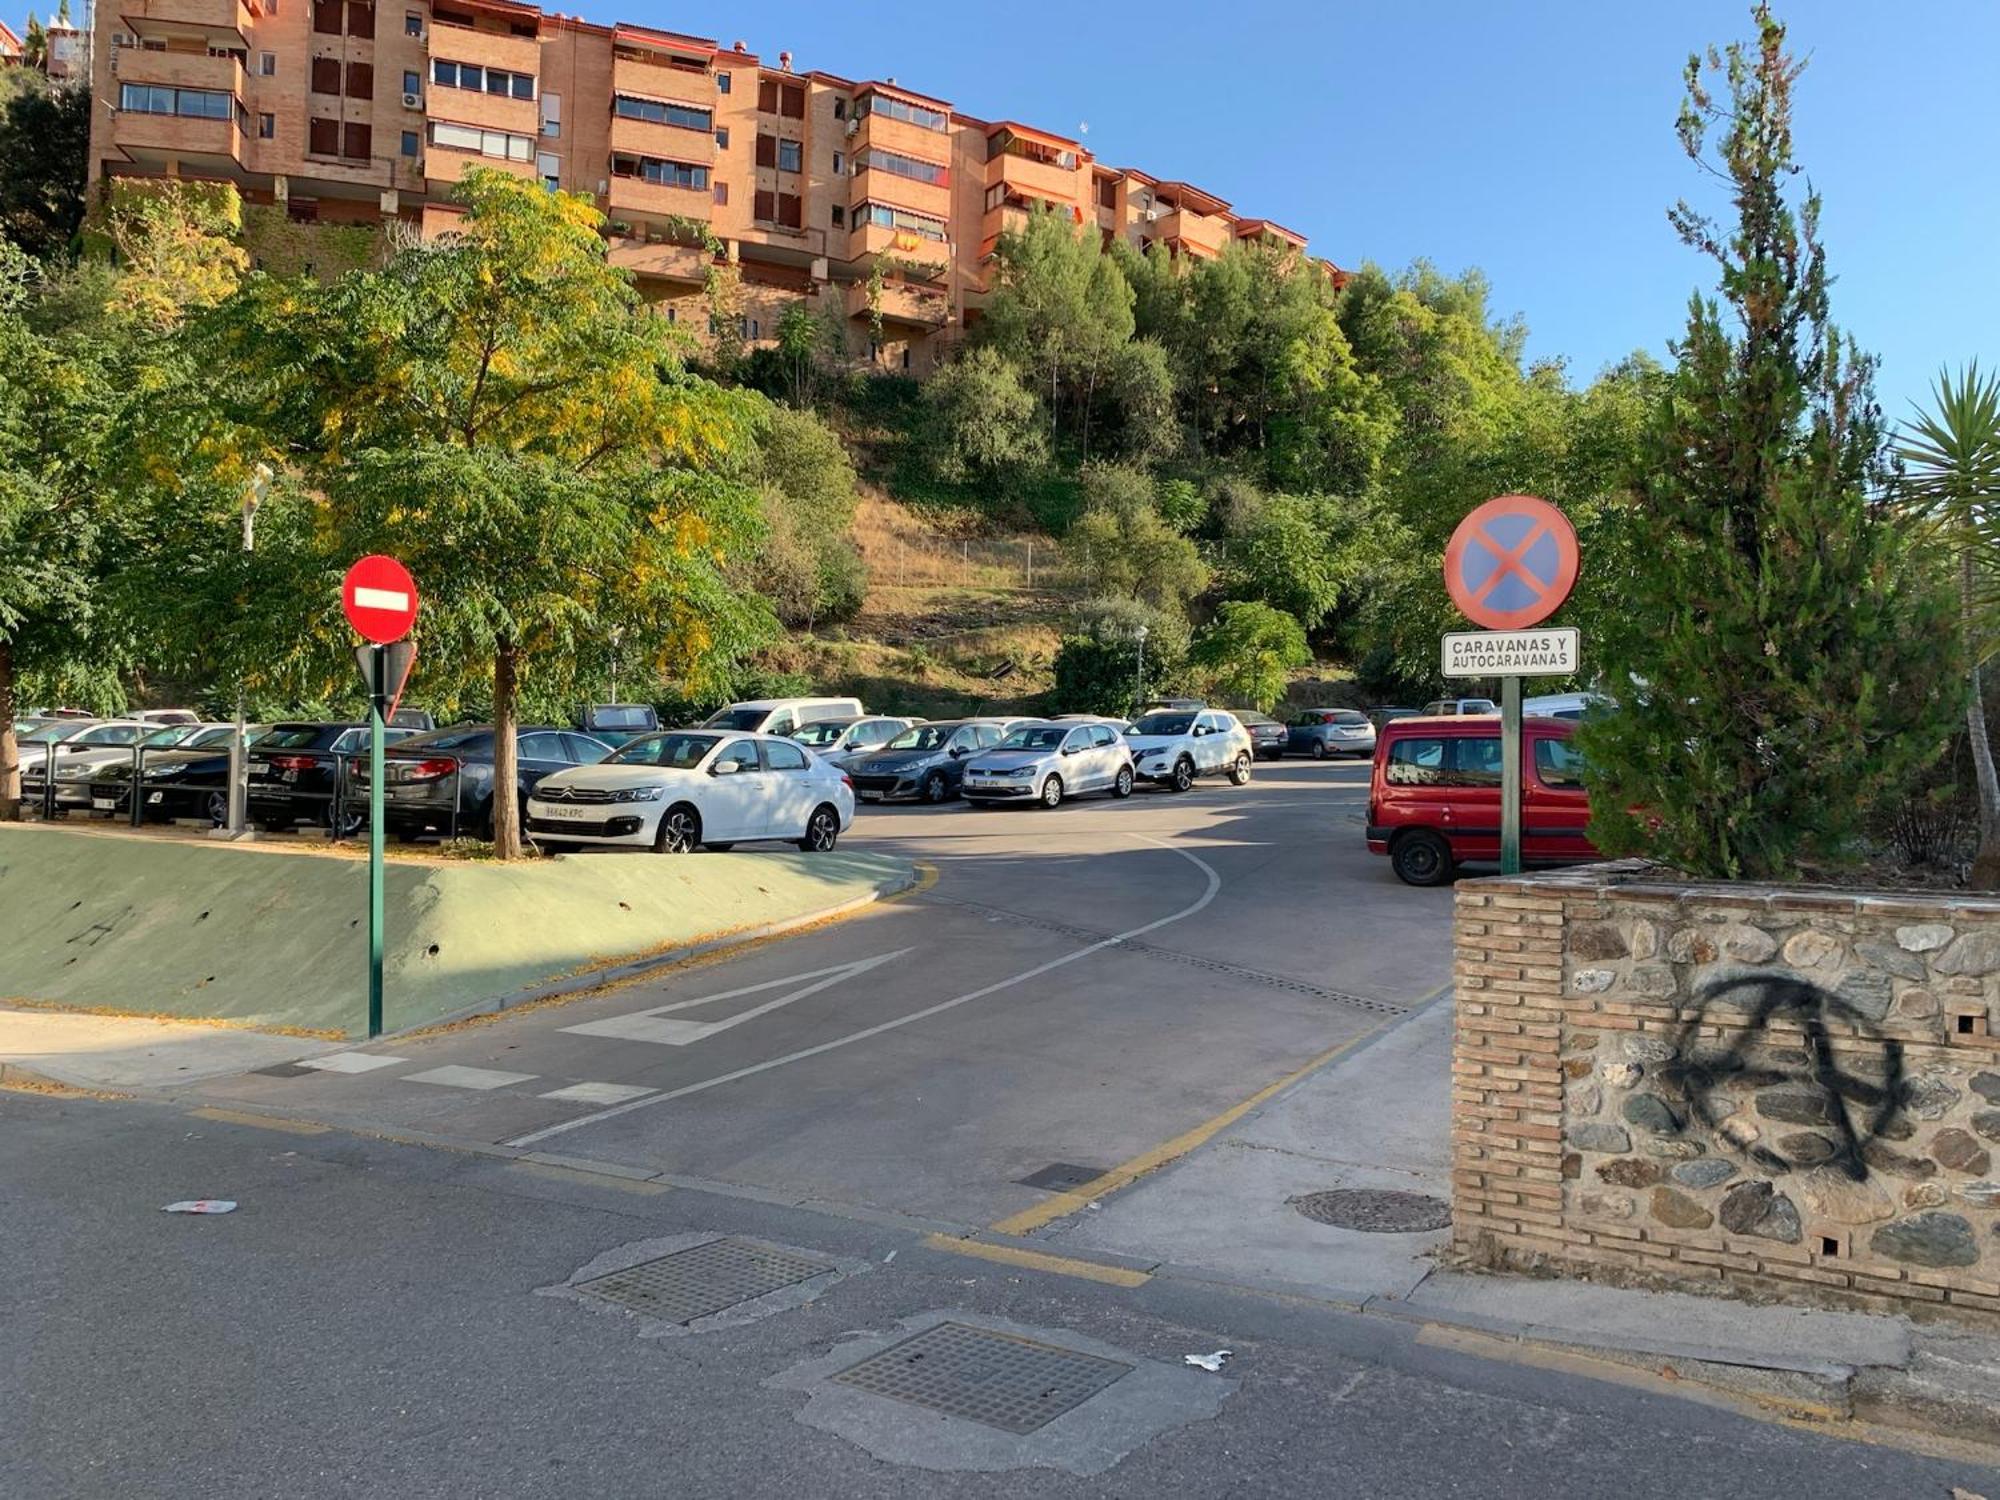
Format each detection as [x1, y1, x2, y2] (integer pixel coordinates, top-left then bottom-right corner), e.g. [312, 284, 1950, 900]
[781, 83, 805, 119]
[753, 188, 774, 222]
[754, 132, 775, 168]
[757, 78, 778, 113]
[308, 115, 340, 155]
[310, 55, 340, 93]
[312, 0, 340, 33]
[345, 60, 372, 97]
[346, 0, 374, 35]
[777, 191, 802, 228]
[344, 121, 371, 159]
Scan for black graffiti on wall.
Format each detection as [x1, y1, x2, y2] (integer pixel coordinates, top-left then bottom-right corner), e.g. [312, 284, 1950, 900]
[1661, 973, 1908, 1183]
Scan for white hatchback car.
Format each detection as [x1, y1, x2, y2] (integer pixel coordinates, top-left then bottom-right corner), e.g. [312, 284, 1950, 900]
[962, 720, 1135, 808]
[526, 729, 855, 854]
[1124, 708, 1255, 792]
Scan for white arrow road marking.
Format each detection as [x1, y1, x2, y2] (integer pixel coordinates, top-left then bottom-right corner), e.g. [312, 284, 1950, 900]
[557, 949, 912, 1046]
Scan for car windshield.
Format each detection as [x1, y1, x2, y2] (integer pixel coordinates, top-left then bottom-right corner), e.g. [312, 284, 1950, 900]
[790, 720, 852, 747]
[396, 728, 494, 752]
[586, 706, 654, 730]
[140, 726, 193, 747]
[1129, 713, 1195, 736]
[256, 725, 340, 750]
[884, 725, 955, 752]
[610, 732, 719, 769]
[703, 708, 768, 731]
[20, 722, 83, 744]
[997, 725, 1066, 751]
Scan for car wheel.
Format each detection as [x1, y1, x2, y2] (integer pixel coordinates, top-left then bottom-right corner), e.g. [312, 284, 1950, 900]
[325, 803, 364, 838]
[1228, 752, 1252, 786]
[1310, 740, 1328, 760]
[922, 770, 950, 804]
[798, 803, 840, 852]
[204, 791, 229, 827]
[1170, 757, 1195, 793]
[654, 804, 701, 854]
[1039, 775, 1064, 809]
[1111, 766, 1134, 799]
[1391, 830, 1454, 887]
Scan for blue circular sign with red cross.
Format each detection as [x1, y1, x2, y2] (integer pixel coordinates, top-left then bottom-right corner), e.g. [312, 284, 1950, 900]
[1443, 494, 1579, 631]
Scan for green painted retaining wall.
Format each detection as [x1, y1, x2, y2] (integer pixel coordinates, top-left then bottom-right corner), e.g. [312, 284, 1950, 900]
[0, 825, 913, 1037]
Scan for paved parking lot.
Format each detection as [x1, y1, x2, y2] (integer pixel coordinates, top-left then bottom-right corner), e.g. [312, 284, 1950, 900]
[187, 759, 1453, 1230]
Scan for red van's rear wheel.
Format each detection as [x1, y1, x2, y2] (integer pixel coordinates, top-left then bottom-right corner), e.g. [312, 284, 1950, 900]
[1390, 830, 1454, 887]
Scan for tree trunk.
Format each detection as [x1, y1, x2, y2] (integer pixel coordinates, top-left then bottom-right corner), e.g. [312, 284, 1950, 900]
[0, 640, 19, 822]
[490, 636, 523, 859]
[1962, 546, 2000, 888]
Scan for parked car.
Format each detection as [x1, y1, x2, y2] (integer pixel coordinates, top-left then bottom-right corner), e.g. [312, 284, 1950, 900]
[389, 707, 438, 732]
[1420, 697, 1498, 717]
[249, 722, 406, 832]
[787, 715, 915, 768]
[1233, 711, 1291, 760]
[1523, 691, 1608, 722]
[1366, 714, 1596, 886]
[962, 720, 1135, 807]
[353, 723, 614, 841]
[845, 719, 1018, 804]
[1367, 706, 1423, 730]
[132, 708, 202, 726]
[35, 722, 232, 812]
[574, 703, 657, 748]
[1136, 698, 1207, 715]
[17, 719, 153, 773]
[526, 730, 854, 853]
[1124, 709, 1255, 792]
[1288, 708, 1377, 760]
[699, 697, 865, 737]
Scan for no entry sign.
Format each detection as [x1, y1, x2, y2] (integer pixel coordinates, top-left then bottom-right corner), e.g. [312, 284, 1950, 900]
[1444, 495, 1579, 631]
[341, 555, 420, 644]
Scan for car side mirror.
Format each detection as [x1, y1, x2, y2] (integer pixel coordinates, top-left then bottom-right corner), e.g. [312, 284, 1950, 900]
[949, 745, 968, 758]
[713, 760, 740, 776]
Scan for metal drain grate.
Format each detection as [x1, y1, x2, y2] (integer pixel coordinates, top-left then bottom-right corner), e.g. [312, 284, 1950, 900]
[1290, 1189, 1452, 1233]
[831, 1322, 1134, 1435]
[1015, 1163, 1107, 1192]
[576, 1238, 831, 1323]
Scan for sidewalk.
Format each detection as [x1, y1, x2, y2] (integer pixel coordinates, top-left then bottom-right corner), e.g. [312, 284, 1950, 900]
[1042, 992, 2000, 1445]
[0, 1008, 333, 1091]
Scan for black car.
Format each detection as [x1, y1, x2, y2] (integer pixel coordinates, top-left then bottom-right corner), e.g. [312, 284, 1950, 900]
[844, 719, 1015, 804]
[96, 722, 393, 830]
[353, 724, 615, 840]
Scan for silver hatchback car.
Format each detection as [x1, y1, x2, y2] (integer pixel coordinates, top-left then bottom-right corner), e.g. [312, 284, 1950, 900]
[962, 721, 1135, 808]
[1287, 708, 1378, 759]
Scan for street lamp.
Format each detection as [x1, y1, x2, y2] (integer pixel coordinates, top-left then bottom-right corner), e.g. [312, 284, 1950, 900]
[1134, 623, 1149, 711]
[608, 627, 625, 707]
[214, 463, 272, 840]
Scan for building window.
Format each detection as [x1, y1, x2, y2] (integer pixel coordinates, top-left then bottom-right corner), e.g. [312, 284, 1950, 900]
[403, 69, 419, 94]
[854, 200, 947, 240]
[288, 197, 319, 223]
[715, 71, 730, 94]
[831, 150, 842, 176]
[714, 126, 728, 149]
[1097, 176, 1116, 210]
[258, 51, 276, 75]
[400, 129, 418, 156]
[829, 204, 843, 228]
[991, 130, 1078, 171]
[536, 151, 559, 190]
[346, 60, 373, 97]
[857, 147, 948, 187]
[753, 187, 773, 222]
[855, 91, 947, 132]
[257, 112, 275, 137]
[431, 59, 534, 100]
[902, 347, 911, 370]
[776, 138, 800, 173]
[832, 97, 845, 120]
[613, 95, 710, 131]
[609, 152, 708, 190]
[347, 0, 374, 36]
[756, 78, 804, 118]
[310, 55, 339, 93]
[540, 91, 560, 138]
[119, 83, 234, 119]
[313, 0, 341, 33]
[429, 119, 533, 161]
[307, 114, 340, 154]
[713, 181, 727, 205]
[404, 9, 421, 33]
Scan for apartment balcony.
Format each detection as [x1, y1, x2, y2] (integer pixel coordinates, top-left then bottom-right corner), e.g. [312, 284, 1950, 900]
[1150, 207, 1230, 259]
[111, 107, 244, 167]
[848, 164, 950, 217]
[606, 235, 709, 286]
[849, 109, 949, 163]
[844, 275, 950, 332]
[425, 18, 541, 79]
[605, 174, 713, 220]
[978, 201, 1032, 249]
[609, 114, 715, 166]
[846, 219, 951, 267]
[119, 0, 258, 44]
[611, 52, 713, 109]
[983, 150, 1078, 208]
[423, 144, 535, 187]
[423, 86, 535, 136]
[116, 47, 244, 95]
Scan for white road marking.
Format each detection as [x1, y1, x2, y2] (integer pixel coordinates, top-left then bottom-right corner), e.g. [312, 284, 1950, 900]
[405, 1065, 536, 1091]
[539, 1082, 656, 1105]
[298, 1052, 406, 1074]
[505, 835, 1223, 1149]
[557, 949, 911, 1046]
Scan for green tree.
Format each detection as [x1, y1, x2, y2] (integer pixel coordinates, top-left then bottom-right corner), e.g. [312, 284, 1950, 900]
[921, 345, 1047, 492]
[1579, 4, 1958, 880]
[0, 78, 88, 261]
[744, 403, 865, 631]
[1061, 463, 1209, 611]
[191, 170, 774, 857]
[1221, 489, 1371, 629]
[1048, 600, 1184, 717]
[1189, 600, 1310, 712]
[1896, 364, 2000, 886]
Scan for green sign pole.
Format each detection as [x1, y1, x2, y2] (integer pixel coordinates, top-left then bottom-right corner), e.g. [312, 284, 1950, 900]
[367, 648, 386, 1038]
[1500, 674, 1522, 876]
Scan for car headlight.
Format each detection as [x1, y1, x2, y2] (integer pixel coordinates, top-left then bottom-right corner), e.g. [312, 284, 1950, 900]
[608, 786, 665, 803]
[143, 764, 181, 779]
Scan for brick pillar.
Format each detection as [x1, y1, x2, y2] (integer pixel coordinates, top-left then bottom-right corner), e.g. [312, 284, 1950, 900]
[1451, 882, 1570, 1265]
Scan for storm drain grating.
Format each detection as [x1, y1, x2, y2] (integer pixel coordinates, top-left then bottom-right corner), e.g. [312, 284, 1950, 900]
[1290, 1189, 1452, 1233]
[829, 1321, 1134, 1435]
[575, 1238, 831, 1323]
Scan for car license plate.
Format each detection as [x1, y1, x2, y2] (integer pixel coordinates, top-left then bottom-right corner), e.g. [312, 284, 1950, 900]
[92, 797, 117, 810]
[858, 790, 882, 802]
[537, 802, 592, 821]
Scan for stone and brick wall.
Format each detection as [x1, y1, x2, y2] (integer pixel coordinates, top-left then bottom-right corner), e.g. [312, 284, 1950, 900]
[1453, 862, 2000, 1325]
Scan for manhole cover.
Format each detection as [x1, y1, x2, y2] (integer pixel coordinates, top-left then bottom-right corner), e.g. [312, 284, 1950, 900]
[830, 1321, 1134, 1435]
[1015, 1162, 1106, 1192]
[251, 1063, 316, 1078]
[1289, 1189, 1452, 1233]
[576, 1238, 830, 1323]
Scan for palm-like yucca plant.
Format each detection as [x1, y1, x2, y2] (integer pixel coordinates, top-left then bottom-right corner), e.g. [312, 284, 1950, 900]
[1897, 363, 2000, 886]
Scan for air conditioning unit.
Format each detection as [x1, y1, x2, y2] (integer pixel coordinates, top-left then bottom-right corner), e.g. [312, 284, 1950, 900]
[596, 178, 608, 195]
[1143, 207, 1159, 222]
[402, 91, 422, 108]
[844, 118, 857, 137]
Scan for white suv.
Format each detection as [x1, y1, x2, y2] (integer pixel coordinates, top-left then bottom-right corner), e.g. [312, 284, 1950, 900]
[1124, 709, 1255, 792]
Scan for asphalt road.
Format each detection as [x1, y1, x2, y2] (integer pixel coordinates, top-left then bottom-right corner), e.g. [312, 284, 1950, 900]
[8, 760, 1995, 1493]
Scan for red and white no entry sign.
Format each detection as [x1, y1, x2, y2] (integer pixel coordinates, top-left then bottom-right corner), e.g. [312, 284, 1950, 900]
[1443, 495, 1579, 631]
[341, 555, 420, 645]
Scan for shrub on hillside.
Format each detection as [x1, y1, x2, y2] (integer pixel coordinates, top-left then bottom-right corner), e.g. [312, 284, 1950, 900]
[920, 347, 1047, 493]
[1189, 600, 1311, 713]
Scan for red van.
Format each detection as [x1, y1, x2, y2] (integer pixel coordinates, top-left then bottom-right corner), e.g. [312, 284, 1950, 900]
[1366, 715, 1597, 886]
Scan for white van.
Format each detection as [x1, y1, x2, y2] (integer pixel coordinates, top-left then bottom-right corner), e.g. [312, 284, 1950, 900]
[1523, 691, 1609, 721]
[700, 697, 864, 737]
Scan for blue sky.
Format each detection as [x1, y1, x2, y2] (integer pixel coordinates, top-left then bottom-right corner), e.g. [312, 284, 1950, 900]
[639, 0, 1996, 420]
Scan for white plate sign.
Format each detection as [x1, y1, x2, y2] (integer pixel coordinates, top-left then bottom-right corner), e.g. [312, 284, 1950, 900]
[1441, 628, 1579, 679]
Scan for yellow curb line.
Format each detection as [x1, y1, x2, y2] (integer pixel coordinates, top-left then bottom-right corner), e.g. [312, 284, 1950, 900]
[188, 1106, 330, 1135]
[921, 1234, 1151, 1288]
